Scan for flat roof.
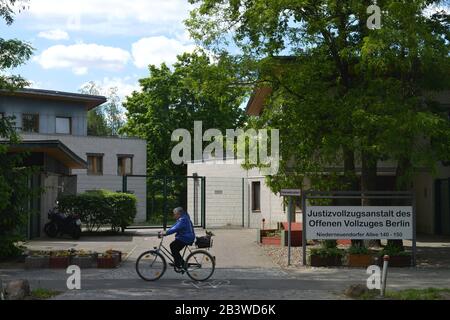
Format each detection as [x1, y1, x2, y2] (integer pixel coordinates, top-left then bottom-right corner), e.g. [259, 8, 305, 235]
[0, 88, 107, 110]
[3, 140, 87, 169]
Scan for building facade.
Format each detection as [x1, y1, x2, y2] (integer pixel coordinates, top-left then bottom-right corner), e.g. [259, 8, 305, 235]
[0, 89, 147, 238]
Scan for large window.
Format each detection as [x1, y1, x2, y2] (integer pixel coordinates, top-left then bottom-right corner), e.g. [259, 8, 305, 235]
[22, 113, 39, 133]
[87, 154, 103, 175]
[118, 155, 133, 176]
[56, 117, 71, 134]
[251, 181, 261, 211]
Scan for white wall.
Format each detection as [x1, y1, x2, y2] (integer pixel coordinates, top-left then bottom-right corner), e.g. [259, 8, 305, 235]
[187, 161, 293, 228]
[22, 133, 147, 222]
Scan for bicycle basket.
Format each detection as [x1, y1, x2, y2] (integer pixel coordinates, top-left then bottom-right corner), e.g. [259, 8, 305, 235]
[195, 236, 212, 248]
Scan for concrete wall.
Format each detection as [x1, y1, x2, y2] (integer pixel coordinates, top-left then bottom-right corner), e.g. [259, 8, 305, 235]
[187, 161, 293, 228]
[22, 133, 147, 222]
[0, 95, 88, 135]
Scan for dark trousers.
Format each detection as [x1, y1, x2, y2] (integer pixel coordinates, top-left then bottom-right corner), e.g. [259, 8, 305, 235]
[170, 239, 186, 267]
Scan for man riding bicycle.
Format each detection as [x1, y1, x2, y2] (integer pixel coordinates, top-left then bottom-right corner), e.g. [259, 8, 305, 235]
[159, 207, 195, 270]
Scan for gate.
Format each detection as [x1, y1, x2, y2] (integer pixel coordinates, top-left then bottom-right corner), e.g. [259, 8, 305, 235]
[123, 175, 206, 230]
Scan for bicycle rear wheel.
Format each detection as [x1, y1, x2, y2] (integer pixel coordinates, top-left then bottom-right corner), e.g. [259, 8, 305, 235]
[136, 250, 167, 281]
[185, 250, 215, 282]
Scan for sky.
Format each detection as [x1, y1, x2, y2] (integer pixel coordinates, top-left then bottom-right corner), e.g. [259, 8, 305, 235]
[1, 0, 199, 99]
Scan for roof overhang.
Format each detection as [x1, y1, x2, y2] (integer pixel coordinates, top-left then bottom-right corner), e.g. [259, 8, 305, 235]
[2, 140, 87, 169]
[0, 88, 107, 110]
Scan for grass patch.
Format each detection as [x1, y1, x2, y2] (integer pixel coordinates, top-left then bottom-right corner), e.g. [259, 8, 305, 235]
[360, 288, 450, 300]
[31, 288, 61, 300]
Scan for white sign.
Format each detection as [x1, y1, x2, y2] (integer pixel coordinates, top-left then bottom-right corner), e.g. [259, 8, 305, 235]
[280, 189, 301, 197]
[305, 206, 413, 240]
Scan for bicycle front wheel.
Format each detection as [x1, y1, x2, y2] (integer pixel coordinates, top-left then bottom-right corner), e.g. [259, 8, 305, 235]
[136, 250, 167, 281]
[185, 250, 215, 282]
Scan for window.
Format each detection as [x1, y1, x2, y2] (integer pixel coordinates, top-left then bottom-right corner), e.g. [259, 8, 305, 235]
[87, 154, 103, 175]
[56, 117, 71, 134]
[22, 113, 39, 133]
[251, 181, 261, 211]
[117, 155, 133, 176]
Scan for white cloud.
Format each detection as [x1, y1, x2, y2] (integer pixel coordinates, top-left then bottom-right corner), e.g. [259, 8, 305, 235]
[97, 77, 141, 100]
[22, 0, 193, 36]
[132, 36, 196, 68]
[38, 29, 70, 40]
[35, 43, 131, 75]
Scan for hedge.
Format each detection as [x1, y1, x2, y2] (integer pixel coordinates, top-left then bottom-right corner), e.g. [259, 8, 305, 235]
[58, 190, 137, 232]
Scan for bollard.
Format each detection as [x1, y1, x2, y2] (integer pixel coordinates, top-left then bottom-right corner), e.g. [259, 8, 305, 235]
[262, 218, 266, 230]
[380, 255, 389, 297]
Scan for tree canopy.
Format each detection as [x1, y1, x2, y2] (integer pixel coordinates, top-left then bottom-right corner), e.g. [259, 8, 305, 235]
[121, 51, 248, 177]
[187, 0, 450, 194]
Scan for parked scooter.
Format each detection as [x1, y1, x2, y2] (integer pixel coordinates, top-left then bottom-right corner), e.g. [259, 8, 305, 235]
[44, 205, 82, 239]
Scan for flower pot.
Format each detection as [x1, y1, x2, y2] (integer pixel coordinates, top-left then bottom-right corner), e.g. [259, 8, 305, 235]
[72, 255, 97, 268]
[310, 255, 342, 267]
[49, 256, 70, 269]
[24, 256, 49, 269]
[261, 236, 281, 245]
[377, 255, 411, 267]
[97, 256, 119, 268]
[347, 254, 373, 268]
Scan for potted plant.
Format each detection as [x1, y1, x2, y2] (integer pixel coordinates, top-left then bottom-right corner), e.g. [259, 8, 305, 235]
[309, 240, 344, 267]
[97, 251, 120, 268]
[377, 244, 411, 267]
[49, 251, 71, 269]
[346, 245, 373, 267]
[258, 229, 282, 245]
[24, 251, 50, 269]
[71, 250, 98, 268]
[106, 249, 122, 263]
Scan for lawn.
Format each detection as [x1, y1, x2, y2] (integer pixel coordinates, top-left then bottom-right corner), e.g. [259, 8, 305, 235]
[361, 288, 450, 300]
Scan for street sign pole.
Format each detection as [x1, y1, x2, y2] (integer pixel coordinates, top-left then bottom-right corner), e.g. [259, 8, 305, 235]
[288, 196, 292, 266]
[302, 191, 307, 266]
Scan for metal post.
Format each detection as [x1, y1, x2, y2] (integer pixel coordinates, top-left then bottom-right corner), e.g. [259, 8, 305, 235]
[288, 196, 292, 266]
[163, 176, 167, 231]
[201, 177, 206, 229]
[122, 175, 128, 193]
[381, 255, 389, 297]
[302, 191, 307, 266]
[242, 178, 245, 228]
[412, 192, 417, 267]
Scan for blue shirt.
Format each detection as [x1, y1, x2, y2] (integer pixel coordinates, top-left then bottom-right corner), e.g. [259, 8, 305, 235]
[166, 212, 195, 245]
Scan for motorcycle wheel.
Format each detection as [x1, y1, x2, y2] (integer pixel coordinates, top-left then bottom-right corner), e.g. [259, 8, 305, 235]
[72, 226, 82, 240]
[44, 222, 58, 238]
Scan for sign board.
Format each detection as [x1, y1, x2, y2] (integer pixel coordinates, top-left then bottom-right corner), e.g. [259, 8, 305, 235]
[280, 189, 301, 197]
[305, 206, 413, 240]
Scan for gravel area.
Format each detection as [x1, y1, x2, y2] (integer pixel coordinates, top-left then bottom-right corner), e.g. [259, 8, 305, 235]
[258, 244, 305, 269]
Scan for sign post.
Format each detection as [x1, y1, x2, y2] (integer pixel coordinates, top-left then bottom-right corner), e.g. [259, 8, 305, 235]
[302, 191, 416, 267]
[280, 189, 301, 266]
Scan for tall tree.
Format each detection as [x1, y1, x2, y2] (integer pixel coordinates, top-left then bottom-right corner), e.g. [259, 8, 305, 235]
[80, 82, 125, 137]
[121, 51, 248, 178]
[187, 0, 450, 248]
[0, 0, 35, 257]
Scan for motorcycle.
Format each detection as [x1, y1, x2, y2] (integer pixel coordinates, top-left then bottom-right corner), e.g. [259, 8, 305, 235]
[44, 206, 82, 239]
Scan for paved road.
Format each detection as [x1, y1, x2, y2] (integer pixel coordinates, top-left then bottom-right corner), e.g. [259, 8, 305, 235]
[2, 229, 450, 300]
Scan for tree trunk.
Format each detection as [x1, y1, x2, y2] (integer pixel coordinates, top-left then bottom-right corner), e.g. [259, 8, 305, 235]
[361, 152, 382, 248]
[387, 158, 412, 250]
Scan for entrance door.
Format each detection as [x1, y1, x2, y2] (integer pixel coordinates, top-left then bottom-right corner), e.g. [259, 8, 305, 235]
[435, 179, 450, 235]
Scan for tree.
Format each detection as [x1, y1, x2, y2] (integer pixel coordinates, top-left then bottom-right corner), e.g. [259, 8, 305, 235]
[0, 0, 35, 257]
[80, 82, 125, 136]
[121, 51, 248, 178]
[187, 1, 450, 248]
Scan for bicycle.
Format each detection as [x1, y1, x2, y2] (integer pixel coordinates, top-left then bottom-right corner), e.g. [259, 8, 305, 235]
[136, 232, 215, 282]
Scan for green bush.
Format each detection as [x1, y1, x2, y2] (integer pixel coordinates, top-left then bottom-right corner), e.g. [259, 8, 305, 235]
[378, 244, 410, 257]
[58, 190, 137, 232]
[347, 245, 369, 255]
[310, 247, 344, 258]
